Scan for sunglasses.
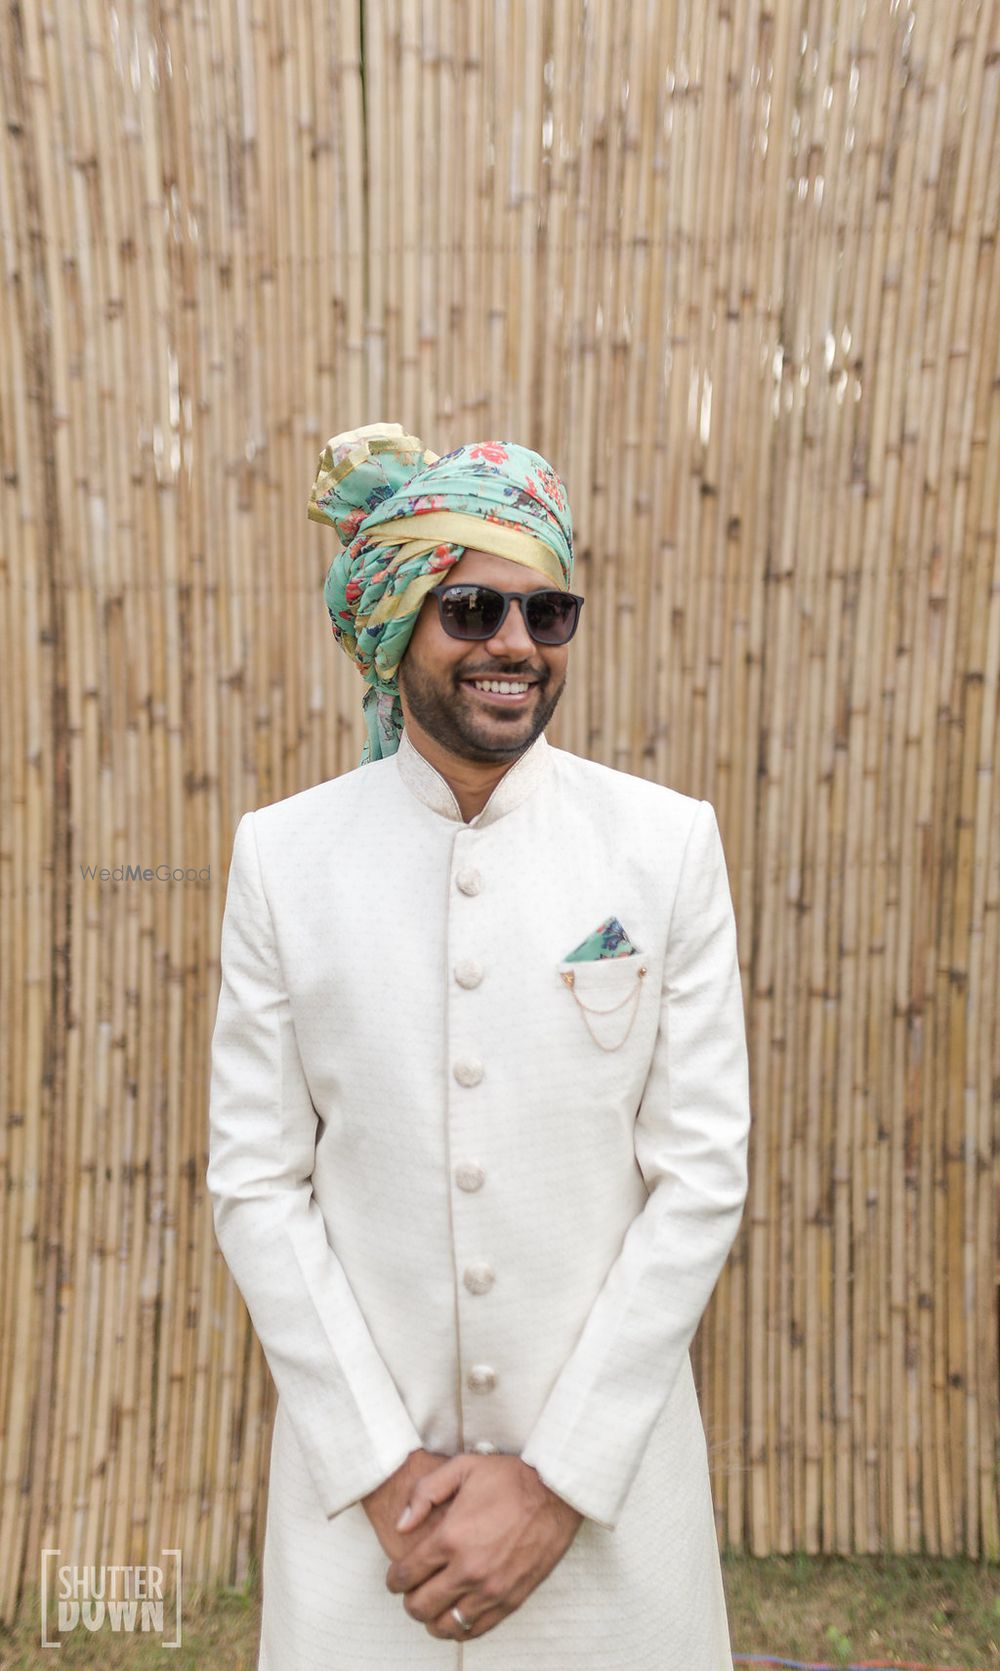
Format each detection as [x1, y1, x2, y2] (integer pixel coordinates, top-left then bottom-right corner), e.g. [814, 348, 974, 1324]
[431, 583, 585, 646]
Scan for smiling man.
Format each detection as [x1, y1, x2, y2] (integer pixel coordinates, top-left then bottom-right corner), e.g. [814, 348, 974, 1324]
[207, 423, 751, 1669]
[397, 550, 573, 819]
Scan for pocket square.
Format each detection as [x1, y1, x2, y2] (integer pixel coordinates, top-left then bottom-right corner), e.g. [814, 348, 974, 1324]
[563, 915, 638, 963]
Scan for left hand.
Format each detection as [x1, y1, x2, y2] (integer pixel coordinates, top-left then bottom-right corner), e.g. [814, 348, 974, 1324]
[384, 1452, 584, 1640]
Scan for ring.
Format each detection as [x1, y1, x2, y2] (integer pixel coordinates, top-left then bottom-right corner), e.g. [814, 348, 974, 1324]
[451, 1604, 473, 1632]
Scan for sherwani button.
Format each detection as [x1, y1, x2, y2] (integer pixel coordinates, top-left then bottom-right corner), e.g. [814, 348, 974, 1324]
[454, 1162, 485, 1192]
[453, 1058, 484, 1087]
[466, 1364, 497, 1394]
[454, 959, 484, 988]
[463, 1261, 495, 1295]
[472, 1440, 497, 1455]
[456, 867, 483, 895]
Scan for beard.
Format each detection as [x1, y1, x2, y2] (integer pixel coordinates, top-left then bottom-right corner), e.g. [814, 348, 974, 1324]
[398, 653, 566, 764]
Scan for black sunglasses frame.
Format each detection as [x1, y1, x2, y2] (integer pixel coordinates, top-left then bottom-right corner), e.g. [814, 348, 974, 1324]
[430, 583, 585, 645]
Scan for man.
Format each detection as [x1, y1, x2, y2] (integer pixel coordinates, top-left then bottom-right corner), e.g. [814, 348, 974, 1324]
[207, 423, 751, 1668]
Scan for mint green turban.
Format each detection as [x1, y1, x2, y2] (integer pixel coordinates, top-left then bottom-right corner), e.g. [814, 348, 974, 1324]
[307, 423, 575, 763]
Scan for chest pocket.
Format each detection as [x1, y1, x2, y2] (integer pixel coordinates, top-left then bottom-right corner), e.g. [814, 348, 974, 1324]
[556, 953, 654, 1053]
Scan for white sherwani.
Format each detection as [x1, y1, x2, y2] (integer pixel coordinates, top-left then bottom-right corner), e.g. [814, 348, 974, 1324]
[207, 727, 750, 1669]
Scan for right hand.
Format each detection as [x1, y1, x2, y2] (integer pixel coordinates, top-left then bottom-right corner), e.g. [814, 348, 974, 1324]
[361, 1448, 457, 1562]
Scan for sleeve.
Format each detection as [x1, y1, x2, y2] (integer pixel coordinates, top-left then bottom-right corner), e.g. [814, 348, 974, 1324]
[518, 799, 751, 1529]
[207, 811, 423, 1517]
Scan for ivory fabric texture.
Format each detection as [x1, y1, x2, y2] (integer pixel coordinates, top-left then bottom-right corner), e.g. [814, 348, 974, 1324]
[207, 729, 751, 1669]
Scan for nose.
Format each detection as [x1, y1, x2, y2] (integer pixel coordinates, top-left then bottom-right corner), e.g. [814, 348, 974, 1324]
[484, 597, 535, 658]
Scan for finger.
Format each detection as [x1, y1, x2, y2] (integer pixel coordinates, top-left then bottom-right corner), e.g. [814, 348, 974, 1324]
[397, 1557, 481, 1624]
[406, 1563, 510, 1633]
[385, 1542, 448, 1595]
[463, 1605, 508, 1640]
[425, 1602, 508, 1641]
[401, 1573, 456, 1625]
[394, 1455, 470, 1532]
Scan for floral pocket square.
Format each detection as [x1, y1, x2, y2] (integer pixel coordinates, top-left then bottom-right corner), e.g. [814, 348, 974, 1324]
[563, 915, 638, 963]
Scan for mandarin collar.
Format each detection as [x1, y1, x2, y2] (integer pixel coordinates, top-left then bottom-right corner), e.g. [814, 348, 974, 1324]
[395, 726, 551, 826]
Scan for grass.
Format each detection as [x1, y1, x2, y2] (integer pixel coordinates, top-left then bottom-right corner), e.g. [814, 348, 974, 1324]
[0, 1580, 257, 1668]
[0, 1557, 996, 1668]
[722, 1554, 1000, 1669]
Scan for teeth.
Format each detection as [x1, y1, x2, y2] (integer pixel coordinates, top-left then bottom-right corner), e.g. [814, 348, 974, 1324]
[470, 679, 531, 695]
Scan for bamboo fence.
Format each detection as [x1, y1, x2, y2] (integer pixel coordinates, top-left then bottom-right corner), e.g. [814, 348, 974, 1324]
[0, 0, 997, 1618]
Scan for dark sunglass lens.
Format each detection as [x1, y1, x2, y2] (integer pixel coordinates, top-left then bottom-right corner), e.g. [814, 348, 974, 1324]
[440, 586, 504, 638]
[525, 592, 578, 643]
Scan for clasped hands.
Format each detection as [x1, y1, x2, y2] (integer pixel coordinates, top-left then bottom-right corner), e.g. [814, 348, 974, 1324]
[361, 1447, 583, 1641]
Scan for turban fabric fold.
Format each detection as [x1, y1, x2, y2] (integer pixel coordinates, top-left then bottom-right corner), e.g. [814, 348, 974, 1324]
[307, 422, 575, 763]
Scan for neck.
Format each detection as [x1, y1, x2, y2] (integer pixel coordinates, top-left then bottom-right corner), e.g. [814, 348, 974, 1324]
[402, 717, 529, 822]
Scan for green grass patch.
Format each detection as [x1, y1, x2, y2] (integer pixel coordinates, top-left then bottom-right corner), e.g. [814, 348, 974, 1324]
[1, 1581, 259, 1669]
[723, 1554, 1000, 1669]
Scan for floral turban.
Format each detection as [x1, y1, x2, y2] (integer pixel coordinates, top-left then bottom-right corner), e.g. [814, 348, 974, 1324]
[307, 421, 575, 763]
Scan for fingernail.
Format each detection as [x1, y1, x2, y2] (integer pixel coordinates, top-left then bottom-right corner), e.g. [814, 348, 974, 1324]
[395, 1504, 412, 1531]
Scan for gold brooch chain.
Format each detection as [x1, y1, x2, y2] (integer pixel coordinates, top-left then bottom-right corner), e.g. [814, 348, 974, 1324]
[560, 964, 648, 1051]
